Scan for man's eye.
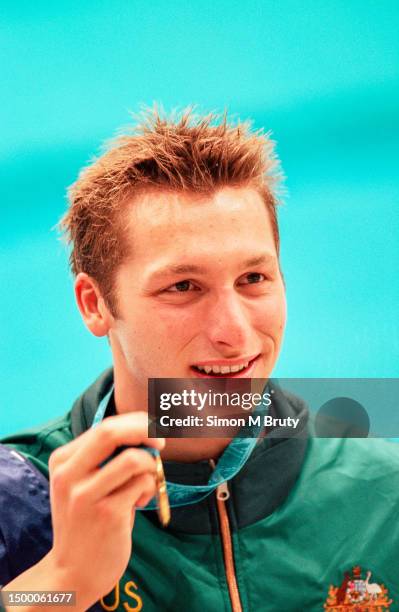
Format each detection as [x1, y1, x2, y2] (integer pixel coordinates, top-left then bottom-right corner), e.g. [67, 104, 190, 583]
[239, 272, 266, 285]
[166, 280, 197, 292]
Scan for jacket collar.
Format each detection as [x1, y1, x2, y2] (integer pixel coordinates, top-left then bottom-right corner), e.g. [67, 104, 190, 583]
[71, 369, 309, 534]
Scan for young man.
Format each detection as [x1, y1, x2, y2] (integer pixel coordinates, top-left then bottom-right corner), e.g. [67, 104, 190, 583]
[1, 110, 398, 611]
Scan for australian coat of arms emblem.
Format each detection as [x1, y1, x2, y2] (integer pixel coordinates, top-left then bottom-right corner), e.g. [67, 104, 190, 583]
[324, 566, 393, 611]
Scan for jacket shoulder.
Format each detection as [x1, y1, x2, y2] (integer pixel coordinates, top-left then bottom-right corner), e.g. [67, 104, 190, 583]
[0, 412, 73, 477]
[301, 437, 399, 494]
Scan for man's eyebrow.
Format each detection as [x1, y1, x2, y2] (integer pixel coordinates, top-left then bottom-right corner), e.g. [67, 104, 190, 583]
[243, 254, 277, 267]
[148, 254, 277, 281]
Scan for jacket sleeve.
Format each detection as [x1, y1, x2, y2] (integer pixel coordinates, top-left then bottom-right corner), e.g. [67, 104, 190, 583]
[0, 445, 53, 585]
[0, 524, 11, 588]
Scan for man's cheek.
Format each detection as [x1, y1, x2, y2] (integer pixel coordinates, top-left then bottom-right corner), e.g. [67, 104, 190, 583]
[255, 294, 286, 330]
[270, 291, 287, 326]
[157, 308, 198, 337]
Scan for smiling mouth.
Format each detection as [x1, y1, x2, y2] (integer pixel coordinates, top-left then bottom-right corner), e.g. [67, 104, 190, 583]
[190, 355, 259, 377]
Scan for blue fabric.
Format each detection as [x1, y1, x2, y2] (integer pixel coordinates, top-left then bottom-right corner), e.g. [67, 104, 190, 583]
[0, 445, 52, 585]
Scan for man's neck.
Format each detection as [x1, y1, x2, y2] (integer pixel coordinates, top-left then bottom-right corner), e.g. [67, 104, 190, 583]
[160, 437, 232, 463]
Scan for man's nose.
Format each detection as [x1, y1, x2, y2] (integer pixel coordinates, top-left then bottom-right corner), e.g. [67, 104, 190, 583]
[203, 291, 252, 351]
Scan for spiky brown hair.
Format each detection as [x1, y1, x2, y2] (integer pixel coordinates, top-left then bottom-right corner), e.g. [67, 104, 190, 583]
[60, 107, 282, 316]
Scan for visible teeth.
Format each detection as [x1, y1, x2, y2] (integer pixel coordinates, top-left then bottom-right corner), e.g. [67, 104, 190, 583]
[195, 361, 251, 374]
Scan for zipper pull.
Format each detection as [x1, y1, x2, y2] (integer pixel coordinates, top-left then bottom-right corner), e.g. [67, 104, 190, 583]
[216, 480, 230, 501]
[209, 459, 231, 501]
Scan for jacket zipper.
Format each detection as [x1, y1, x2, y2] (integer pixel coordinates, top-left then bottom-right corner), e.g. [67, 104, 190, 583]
[210, 460, 243, 612]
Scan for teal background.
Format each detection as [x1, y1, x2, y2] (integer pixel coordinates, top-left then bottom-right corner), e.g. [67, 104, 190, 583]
[1, 1, 398, 436]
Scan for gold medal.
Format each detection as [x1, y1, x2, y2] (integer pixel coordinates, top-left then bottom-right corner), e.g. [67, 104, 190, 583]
[155, 454, 170, 527]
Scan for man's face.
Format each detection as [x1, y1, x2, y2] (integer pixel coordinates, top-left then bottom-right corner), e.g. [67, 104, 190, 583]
[109, 187, 286, 395]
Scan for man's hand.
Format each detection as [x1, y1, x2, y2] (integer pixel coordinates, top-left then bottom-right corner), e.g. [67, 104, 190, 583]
[44, 412, 164, 608]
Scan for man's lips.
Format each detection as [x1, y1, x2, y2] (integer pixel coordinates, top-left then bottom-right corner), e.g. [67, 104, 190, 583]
[190, 354, 260, 378]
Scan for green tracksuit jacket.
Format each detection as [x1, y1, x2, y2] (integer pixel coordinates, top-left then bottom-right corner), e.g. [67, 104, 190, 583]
[1, 369, 399, 611]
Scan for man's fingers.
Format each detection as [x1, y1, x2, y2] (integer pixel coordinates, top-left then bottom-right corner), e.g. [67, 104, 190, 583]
[96, 473, 157, 522]
[50, 412, 164, 481]
[135, 490, 156, 508]
[71, 448, 157, 504]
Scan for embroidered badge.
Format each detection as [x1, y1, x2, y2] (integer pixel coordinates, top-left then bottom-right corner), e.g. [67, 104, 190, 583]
[324, 566, 393, 610]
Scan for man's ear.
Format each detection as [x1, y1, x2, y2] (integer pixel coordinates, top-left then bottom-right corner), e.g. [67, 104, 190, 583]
[74, 272, 113, 337]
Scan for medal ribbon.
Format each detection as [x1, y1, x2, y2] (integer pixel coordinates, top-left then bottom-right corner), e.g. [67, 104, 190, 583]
[91, 384, 268, 508]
